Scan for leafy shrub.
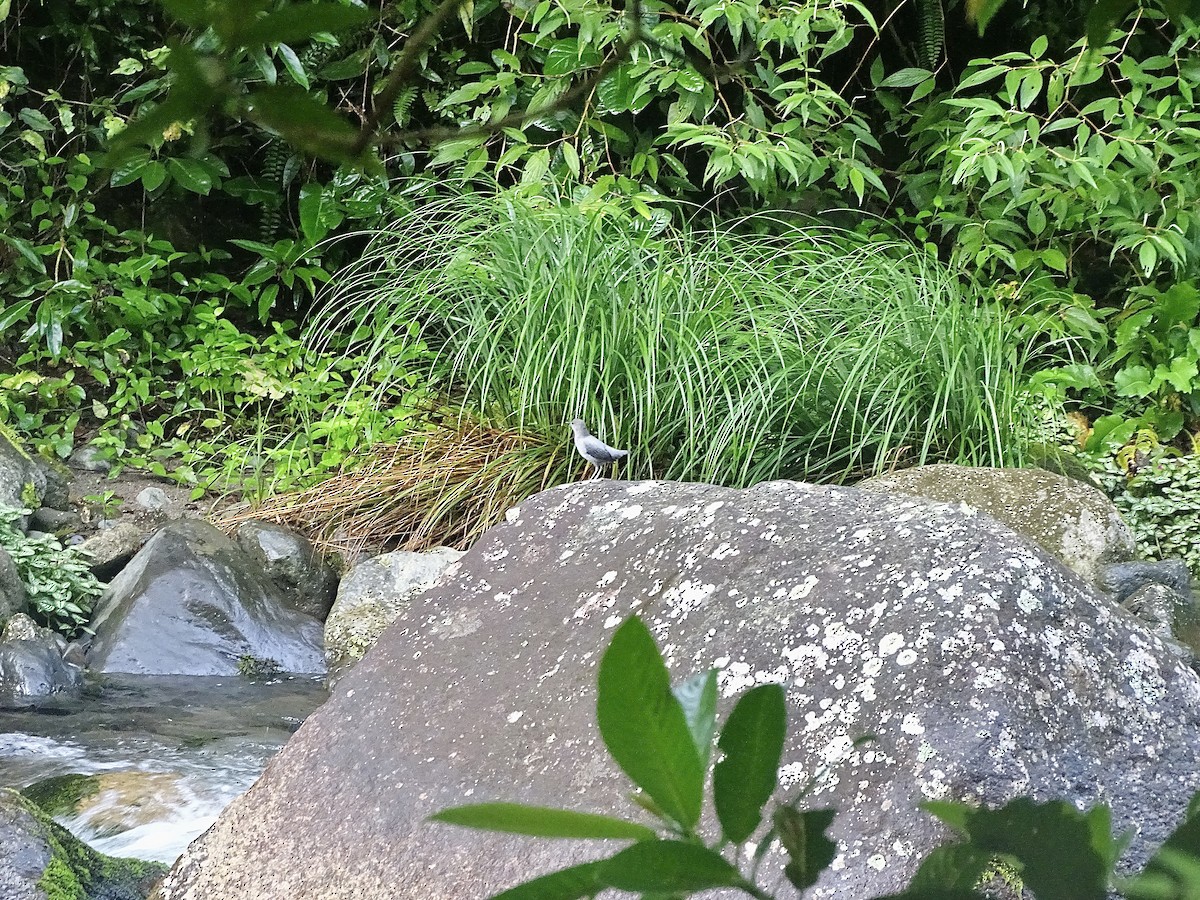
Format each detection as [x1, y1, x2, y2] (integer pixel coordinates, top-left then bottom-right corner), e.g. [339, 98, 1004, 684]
[320, 192, 1038, 486]
[890, 12, 1200, 283]
[0, 507, 103, 636]
[434, 615, 1200, 899]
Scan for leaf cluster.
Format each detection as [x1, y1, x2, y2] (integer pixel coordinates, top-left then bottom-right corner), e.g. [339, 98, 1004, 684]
[0, 507, 103, 635]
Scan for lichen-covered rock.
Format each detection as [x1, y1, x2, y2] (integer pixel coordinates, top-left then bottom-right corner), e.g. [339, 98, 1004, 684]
[234, 521, 338, 621]
[0, 788, 166, 900]
[322, 547, 463, 684]
[858, 464, 1136, 584]
[85, 520, 326, 676]
[152, 480, 1200, 900]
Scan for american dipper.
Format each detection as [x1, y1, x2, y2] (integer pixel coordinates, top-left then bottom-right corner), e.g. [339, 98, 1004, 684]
[570, 419, 628, 478]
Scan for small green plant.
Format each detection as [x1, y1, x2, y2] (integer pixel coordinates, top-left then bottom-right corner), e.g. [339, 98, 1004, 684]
[237, 654, 283, 680]
[433, 615, 1200, 899]
[0, 507, 102, 635]
[83, 491, 123, 522]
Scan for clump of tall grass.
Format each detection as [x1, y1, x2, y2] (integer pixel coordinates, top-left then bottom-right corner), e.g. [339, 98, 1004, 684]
[311, 193, 1036, 489]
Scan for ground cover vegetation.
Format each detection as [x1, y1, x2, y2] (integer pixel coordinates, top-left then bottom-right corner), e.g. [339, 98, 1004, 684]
[2, 0, 1200, 559]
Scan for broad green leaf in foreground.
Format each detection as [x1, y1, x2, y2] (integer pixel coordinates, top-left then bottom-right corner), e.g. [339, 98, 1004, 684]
[430, 802, 658, 841]
[713, 683, 786, 844]
[671, 669, 718, 768]
[598, 840, 748, 892]
[774, 806, 837, 892]
[490, 861, 604, 900]
[879, 843, 998, 899]
[597, 617, 705, 830]
[924, 797, 1125, 900]
[1124, 790, 1200, 900]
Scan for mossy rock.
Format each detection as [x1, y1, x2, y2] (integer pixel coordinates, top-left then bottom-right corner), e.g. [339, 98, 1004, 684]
[0, 788, 166, 900]
[22, 775, 101, 819]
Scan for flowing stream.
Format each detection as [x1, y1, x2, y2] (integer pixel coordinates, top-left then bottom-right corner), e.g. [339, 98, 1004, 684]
[0, 675, 327, 864]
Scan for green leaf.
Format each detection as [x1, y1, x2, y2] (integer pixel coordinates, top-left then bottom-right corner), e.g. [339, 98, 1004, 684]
[236, 3, 374, 46]
[878, 68, 933, 89]
[1, 236, 46, 274]
[140, 160, 167, 191]
[298, 182, 331, 244]
[242, 86, 365, 163]
[597, 841, 746, 892]
[430, 803, 658, 841]
[672, 670, 718, 769]
[1086, 0, 1138, 46]
[543, 39, 601, 76]
[965, 0, 1007, 34]
[893, 844, 996, 895]
[774, 806, 837, 892]
[597, 617, 704, 830]
[491, 862, 605, 900]
[166, 157, 214, 194]
[597, 65, 636, 113]
[713, 683, 786, 844]
[18, 108, 53, 131]
[277, 43, 309, 89]
[923, 797, 1122, 900]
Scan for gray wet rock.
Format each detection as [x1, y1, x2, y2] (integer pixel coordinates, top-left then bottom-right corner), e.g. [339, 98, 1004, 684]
[153, 479, 1200, 900]
[1098, 559, 1194, 602]
[322, 546, 464, 685]
[0, 615, 81, 708]
[0, 548, 26, 625]
[235, 520, 339, 621]
[0, 788, 167, 899]
[858, 464, 1136, 584]
[76, 521, 145, 579]
[28, 506, 84, 534]
[86, 519, 326, 676]
[0, 431, 46, 531]
[68, 444, 112, 473]
[135, 486, 171, 512]
[32, 456, 72, 511]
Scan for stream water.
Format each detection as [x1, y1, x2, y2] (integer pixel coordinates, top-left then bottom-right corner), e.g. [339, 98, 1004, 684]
[0, 675, 328, 864]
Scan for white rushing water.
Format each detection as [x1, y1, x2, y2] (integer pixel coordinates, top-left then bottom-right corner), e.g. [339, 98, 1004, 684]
[0, 675, 328, 863]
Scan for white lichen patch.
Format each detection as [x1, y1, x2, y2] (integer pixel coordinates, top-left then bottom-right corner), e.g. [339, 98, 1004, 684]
[879, 633, 905, 656]
[1123, 648, 1166, 703]
[1017, 589, 1043, 614]
[662, 579, 716, 620]
[624, 482, 658, 495]
[901, 714, 925, 735]
[506, 711, 523, 723]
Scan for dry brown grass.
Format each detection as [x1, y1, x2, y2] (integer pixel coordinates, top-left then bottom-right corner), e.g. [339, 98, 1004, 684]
[218, 417, 581, 554]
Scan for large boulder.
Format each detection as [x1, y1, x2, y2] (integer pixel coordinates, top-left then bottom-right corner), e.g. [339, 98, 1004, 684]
[86, 520, 326, 676]
[858, 464, 1136, 584]
[152, 480, 1200, 900]
[0, 788, 166, 900]
[322, 546, 464, 683]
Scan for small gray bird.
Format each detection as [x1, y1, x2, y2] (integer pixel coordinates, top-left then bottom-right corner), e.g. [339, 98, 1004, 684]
[570, 419, 628, 478]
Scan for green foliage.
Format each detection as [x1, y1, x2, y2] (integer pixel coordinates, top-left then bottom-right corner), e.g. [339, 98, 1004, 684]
[0, 507, 103, 636]
[434, 614, 1200, 899]
[322, 192, 1036, 485]
[891, 13, 1200, 283]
